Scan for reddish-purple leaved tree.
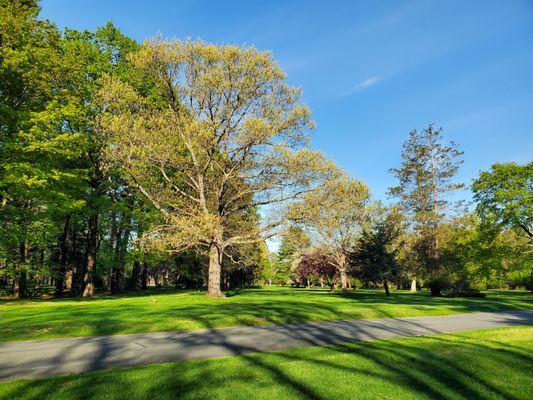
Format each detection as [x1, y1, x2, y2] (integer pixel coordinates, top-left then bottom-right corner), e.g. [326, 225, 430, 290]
[296, 249, 338, 289]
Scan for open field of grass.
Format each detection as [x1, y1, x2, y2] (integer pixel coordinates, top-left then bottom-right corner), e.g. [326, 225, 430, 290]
[1, 286, 531, 342]
[1, 326, 531, 399]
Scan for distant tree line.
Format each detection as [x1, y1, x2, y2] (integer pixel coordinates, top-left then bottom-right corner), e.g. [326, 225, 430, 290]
[268, 127, 532, 296]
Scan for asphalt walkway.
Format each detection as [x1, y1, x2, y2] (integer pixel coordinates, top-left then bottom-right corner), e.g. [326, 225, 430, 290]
[1, 310, 531, 381]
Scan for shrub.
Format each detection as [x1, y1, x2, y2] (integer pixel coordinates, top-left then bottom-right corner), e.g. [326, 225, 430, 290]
[426, 276, 450, 296]
[427, 275, 486, 297]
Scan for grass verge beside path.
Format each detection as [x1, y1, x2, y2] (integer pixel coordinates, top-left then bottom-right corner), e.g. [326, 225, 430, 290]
[0, 286, 531, 342]
[1, 326, 531, 400]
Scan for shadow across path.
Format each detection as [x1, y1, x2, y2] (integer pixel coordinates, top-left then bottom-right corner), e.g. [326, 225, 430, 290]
[1, 310, 531, 382]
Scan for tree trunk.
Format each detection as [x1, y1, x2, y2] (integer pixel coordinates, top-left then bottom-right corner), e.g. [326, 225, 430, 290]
[431, 163, 440, 273]
[68, 226, 81, 294]
[339, 254, 348, 291]
[115, 221, 130, 292]
[207, 240, 223, 298]
[130, 221, 144, 290]
[0, 265, 7, 289]
[130, 260, 141, 290]
[384, 280, 390, 296]
[141, 261, 148, 290]
[14, 270, 27, 299]
[410, 277, 417, 292]
[14, 241, 29, 299]
[340, 268, 348, 291]
[108, 209, 118, 292]
[55, 215, 70, 296]
[39, 249, 44, 271]
[83, 152, 104, 297]
[65, 269, 73, 291]
[83, 213, 98, 297]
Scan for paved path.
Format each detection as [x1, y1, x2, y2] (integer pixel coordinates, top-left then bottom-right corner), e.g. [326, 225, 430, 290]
[1, 310, 532, 381]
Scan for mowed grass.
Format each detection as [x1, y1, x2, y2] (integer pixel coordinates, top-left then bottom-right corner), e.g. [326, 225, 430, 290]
[1, 327, 531, 399]
[0, 286, 531, 342]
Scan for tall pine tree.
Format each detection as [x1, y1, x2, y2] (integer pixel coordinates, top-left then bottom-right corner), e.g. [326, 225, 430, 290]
[389, 124, 463, 284]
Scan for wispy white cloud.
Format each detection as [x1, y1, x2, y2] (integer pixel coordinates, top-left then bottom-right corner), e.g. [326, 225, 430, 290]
[352, 76, 382, 92]
[338, 75, 383, 98]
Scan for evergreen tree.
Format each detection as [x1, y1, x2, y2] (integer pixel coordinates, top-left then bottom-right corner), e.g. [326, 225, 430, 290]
[275, 226, 311, 285]
[389, 124, 463, 284]
[352, 210, 402, 296]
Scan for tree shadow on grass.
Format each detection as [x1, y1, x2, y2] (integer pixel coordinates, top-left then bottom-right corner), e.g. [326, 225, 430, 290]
[1, 287, 531, 343]
[2, 311, 532, 399]
[0, 287, 205, 304]
[3, 328, 531, 399]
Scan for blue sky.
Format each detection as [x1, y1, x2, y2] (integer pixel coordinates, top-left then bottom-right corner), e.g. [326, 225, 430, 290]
[41, 0, 533, 202]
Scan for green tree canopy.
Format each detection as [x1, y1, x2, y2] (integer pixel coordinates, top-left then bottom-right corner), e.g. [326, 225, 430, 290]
[472, 162, 532, 240]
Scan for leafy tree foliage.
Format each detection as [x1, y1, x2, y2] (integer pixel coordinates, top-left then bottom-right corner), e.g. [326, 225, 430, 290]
[295, 249, 337, 289]
[273, 226, 311, 285]
[98, 38, 334, 297]
[0, 0, 75, 297]
[290, 173, 371, 290]
[395, 231, 424, 292]
[0, 4, 270, 298]
[438, 213, 532, 293]
[473, 162, 532, 240]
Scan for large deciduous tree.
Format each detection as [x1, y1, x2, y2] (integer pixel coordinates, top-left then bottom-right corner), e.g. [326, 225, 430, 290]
[0, 1, 147, 298]
[0, 0, 70, 297]
[472, 162, 532, 240]
[289, 174, 371, 290]
[98, 39, 334, 297]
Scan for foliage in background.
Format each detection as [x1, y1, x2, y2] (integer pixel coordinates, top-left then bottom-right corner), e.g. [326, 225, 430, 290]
[473, 161, 532, 240]
[290, 173, 371, 290]
[388, 125, 465, 295]
[351, 208, 403, 296]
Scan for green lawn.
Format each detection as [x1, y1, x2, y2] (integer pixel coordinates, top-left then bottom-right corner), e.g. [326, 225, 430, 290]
[0, 286, 531, 342]
[1, 327, 531, 399]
